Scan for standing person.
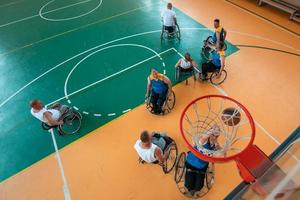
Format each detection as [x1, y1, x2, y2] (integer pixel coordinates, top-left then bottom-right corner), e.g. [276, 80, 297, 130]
[161, 2, 177, 33]
[212, 19, 227, 49]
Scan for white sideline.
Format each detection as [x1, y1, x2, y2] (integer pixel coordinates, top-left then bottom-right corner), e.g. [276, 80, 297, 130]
[49, 129, 71, 200]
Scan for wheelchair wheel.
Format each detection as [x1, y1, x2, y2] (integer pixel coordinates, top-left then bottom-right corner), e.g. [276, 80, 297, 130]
[210, 69, 227, 85]
[58, 111, 81, 135]
[175, 152, 186, 183]
[175, 24, 181, 40]
[205, 163, 215, 189]
[164, 91, 175, 113]
[162, 142, 178, 174]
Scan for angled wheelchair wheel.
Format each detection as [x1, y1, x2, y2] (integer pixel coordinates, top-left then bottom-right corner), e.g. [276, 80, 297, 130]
[58, 111, 81, 135]
[175, 24, 181, 40]
[165, 91, 175, 113]
[162, 142, 178, 174]
[201, 47, 212, 62]
[205, 163, 215, 190]
[175, 68, 180, 82]
[175, 152, 186, 183]
[145, 95, 156, 114]
[210, 69, 227, 85]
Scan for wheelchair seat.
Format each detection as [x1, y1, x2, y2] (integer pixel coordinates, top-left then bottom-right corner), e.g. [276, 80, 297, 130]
[41, 104, 82, 135]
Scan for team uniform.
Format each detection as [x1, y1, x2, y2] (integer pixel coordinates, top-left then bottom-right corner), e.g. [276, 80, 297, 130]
[212, 26, 225, 44]
[177, 58, 194, 73]
[184, 142, 215, 192]
[161, 9, 176, 33]
[149, 73, 169, 114]
[31, 108, 60, 123]
[201, 50, 225, 79]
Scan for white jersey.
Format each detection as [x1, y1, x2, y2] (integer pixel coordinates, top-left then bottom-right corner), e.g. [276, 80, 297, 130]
[134, 140, 158, 163]
[179, 58, 192, 69]
[31, 108, 60, 123]
[161, 9, 176, 27]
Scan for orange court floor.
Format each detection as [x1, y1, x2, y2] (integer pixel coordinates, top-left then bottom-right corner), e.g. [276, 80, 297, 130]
[1, 0, 300, 200]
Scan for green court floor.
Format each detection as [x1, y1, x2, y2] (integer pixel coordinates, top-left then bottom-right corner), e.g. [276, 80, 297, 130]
[0, 0, 238, 182]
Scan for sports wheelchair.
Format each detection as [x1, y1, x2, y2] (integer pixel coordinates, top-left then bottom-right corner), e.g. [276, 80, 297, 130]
[174, 152, 215, 198]
[145, 90, 176, 115]
[139, 133, 178, 174]
[192, 66, 227, 86]
[201, 36, 227, 61]
[41, 104, 82, 135]
[161, 23, 181, 41]
[175, 67, 197, 85]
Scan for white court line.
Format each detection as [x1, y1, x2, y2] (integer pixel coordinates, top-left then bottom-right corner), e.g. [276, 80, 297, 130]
[49, 129, 71, 200]
[174, 48, 282, 146]
[47, 47, 172, 107]
[1, 27, 299, 110]
[93, 113, 101, 117]
[122, 109, 131, 113]
[64, 44, 166, 101]
[107, 113, 116, 116]
[82, 111, 89, 115]
[0, 0, 24, 8]
[224, 0, 300, 39]
[0, 0, 93, 28]
[73, 106, 79, 110]
[39, 0, 102, 22]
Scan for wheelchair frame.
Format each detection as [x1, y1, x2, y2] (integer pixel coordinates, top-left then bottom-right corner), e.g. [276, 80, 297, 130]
[145, 90, 176, 115]
[160, 23, 181, 41]
[174, 152, 215, 199]
[41, 106, 82, 135]
[175, 67, 197, 85]
[201, 36, 227, 61]
[138, 134, 178, 174]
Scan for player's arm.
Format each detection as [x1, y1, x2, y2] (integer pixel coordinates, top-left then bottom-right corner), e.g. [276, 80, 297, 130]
[216, 31, 221, 49]
[223, 28, 227, 40]
[192, 60, 198, 68]
[175, 59, 181, 68]
[163, 76, 172, 92]
[145, 76, 151, 98]
[218, 55, 225, 77]
[44, 112, 63, 126]
[155, 147, 164, 164]
[173, 12, 177, 25]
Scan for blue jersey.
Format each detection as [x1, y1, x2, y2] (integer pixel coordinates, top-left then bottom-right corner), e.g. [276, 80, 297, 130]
[186, 143, 214, 170]
[149, 73, 168, 94]
[212, 50, 225, 68]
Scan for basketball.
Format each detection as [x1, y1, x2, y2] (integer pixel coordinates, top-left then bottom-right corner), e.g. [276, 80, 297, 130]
[221, 107, 241, 126]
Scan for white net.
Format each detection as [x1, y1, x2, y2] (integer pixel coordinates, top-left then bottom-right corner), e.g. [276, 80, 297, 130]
[181, 96, 254, 159]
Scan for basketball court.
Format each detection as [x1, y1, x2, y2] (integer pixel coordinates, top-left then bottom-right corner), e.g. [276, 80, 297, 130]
[0, 0, 299, 199]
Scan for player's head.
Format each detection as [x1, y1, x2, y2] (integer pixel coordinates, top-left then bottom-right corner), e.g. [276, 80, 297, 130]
[221, 107, 241, 126]
[151, 68, 159, 79]
[167, 2, 172, 9]
[30, 99, 44, 110]
[184, 52, 191, 61]
[214, 18, 220, 28]
[140, 130, 151, 144]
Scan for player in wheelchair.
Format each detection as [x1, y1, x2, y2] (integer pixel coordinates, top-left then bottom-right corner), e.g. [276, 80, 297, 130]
[145, 68, 174, 115]
[201, 41, 226, 81]
[134, 130, 178, 173]
[175, 52, 198, 84]
[175, 124, 220, 198]
[30, 99, 82, 135]
[161, 2, 180, 40]
[202, 19, 227, 59]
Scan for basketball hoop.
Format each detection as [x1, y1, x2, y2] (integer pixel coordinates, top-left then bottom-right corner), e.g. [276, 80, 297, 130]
[180, 95, 273, 183]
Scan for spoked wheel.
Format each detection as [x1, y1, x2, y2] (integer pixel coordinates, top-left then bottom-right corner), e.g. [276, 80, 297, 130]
[145, 95, 155, 114]
[175, 24, 181, 40]
[175, 152, 186, 183]
[210, 69, 227, 85]
[163, 91, 176, 115]
[206, 163, 215, 190]
[201, 46, 212, 62]
[58, 112, 81, 135]
[162, 142, 178, 174]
